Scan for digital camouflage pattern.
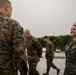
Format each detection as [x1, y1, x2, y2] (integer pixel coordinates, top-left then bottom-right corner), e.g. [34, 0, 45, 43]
[45, 41, 59, 73]
[14, 58, 28, 75]
[64, 41, 76, 75]
[13, 40, 28, 75]
[0, 12, 26, 75]
[25, 36, 42, 75]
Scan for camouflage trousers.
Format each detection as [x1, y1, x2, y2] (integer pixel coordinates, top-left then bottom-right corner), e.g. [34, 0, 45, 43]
[14, 58, 28, 75]
[46, 57, 58, 72]
[28, 55, 40, 75]
[14, 69, 27, 75]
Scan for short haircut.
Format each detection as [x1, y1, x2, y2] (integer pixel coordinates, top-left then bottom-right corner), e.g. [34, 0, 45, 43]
[43, 36, 48, 39]
[0, 0, 11, 7]
[25, 29, 30, 34]
[73, 22, 76, 27]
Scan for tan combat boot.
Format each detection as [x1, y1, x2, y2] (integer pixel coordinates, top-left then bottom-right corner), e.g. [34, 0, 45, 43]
[43, 72, 49, 75]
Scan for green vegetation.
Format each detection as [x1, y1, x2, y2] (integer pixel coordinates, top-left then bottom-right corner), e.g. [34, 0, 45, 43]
[38, 35, 72, 51]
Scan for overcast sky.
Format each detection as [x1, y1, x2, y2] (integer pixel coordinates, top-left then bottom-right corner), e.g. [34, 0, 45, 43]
[9, 0, 76, 37]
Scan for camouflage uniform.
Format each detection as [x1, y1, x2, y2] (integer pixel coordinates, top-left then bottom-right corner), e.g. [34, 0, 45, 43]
[0, 12, 26, 75]
[14, 40, 28, 75]
[14, 57, 28, 75]
[45, 41, 59, 73]
[25, 36, 42, 75]
[64, 41, 76, 75]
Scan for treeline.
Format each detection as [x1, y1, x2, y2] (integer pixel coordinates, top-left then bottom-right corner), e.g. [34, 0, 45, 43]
[38, 35, 72, 51]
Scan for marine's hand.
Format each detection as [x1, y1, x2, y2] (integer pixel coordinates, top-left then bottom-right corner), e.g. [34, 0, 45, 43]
[20, 53, 26, 60]
[26, 55, 33, 60]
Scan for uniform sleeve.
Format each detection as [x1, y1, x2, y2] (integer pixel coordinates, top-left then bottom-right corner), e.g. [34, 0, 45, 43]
[12, 21, 25, 58]
[71, 48, 76, 61]
[34, 39, 42, 57]
[46, 43, 52, 54]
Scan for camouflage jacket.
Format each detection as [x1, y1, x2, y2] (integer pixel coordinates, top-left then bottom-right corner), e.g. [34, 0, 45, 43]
[45, 41, 54, 58]
[25, 36, 42, 57]
[0, 12, 25, 75]
[65, 41, 76, 74]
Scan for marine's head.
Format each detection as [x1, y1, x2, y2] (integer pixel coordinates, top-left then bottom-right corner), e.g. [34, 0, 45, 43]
[0, 0, 12, 17]
[43, 36, 49, 42]
[71, 22, 76, 37]
[24, 29, 32, 39]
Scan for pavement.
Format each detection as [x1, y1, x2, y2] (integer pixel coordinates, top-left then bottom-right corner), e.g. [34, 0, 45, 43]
[18, 49, 66, 75]
[54, 52, 65, 58]
[37, 52, 65, 75]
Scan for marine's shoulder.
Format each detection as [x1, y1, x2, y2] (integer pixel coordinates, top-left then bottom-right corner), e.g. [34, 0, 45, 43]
[1, 17, 21, 26]
[10, 18, 21, 26]
[31, 36, 38, 42]
[0, 14, 22, 29]
[10, 18, 23, 29]
[47, 41, 52, 45]
[32, 36, 37, 39]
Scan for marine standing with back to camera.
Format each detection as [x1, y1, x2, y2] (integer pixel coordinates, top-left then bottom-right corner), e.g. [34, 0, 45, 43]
[0, 0, 27, 75]
[64, 22, 76, 75]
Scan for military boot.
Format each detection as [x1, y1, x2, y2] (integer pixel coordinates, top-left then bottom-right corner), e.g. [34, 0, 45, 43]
[43, 72, 49, 75]
[57, 68, 60, 75]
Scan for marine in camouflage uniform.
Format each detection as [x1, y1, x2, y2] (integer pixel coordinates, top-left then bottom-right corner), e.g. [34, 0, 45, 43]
[0, 0, 27, 75]
[43, 36, 60, 75]
[64, 22, 76, 75]
[24, 29, 42, 75]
